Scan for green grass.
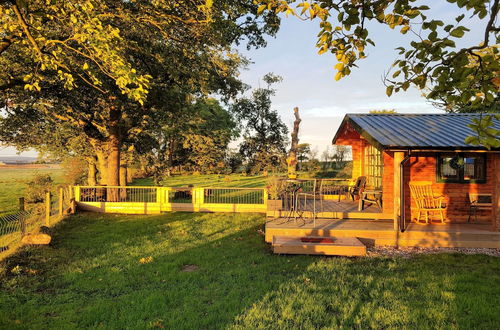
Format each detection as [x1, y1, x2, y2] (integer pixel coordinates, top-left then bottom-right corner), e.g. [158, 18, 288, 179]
[0, 167, 64, 215]
[0, 212, 498, 329]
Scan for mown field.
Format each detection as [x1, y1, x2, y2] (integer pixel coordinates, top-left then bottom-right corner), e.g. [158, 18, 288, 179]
[0, 212, 499, 329]
[0, 166, 64, 215]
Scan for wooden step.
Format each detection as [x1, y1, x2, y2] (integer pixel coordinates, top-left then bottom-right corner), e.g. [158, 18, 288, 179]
[272, 236, 366, 256]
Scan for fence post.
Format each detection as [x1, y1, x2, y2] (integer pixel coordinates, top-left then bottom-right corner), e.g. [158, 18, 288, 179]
[58, 187, 64, 216]
[19, 197, 25, 212]
[262, 188, 268, 207]
[156, 187, 162, 210]
[74, 186, 81, 202]
[45, 191, 51, 226]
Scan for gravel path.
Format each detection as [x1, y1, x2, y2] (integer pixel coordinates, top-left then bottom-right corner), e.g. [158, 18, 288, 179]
[367, 246, 500, 258]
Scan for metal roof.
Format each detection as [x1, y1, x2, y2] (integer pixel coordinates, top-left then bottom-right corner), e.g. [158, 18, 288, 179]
[333, 113, 500, 150]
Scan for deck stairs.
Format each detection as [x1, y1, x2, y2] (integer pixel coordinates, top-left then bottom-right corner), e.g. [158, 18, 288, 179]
[272, 236, 367, 256]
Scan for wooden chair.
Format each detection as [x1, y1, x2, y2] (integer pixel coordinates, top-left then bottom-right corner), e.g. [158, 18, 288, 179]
[468, 193, 492, 222]
[348, 176, 366, 201]
[409, 181, 446, 224]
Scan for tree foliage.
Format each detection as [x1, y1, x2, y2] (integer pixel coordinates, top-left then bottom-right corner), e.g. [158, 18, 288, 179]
[0, 0, 281, 183]
[231, 74, 289, 173]
[258, 0, 499, 147]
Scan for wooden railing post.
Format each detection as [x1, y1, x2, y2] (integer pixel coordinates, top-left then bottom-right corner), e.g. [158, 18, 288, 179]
[58, 187, 64, 216]
[19, 197, 25, 212]
[74, 186, 81, 202]
[45, 191, 51, 226]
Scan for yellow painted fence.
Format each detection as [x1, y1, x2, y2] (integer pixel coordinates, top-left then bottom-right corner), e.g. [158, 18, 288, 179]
[74, 186, 268, 215]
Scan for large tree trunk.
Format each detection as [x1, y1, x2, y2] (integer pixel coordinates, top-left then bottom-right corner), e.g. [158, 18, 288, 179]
[120, 160, 128, 186]
[286, 107, 301, 179]
[95, 148, 108, 185]
[87, 156, 98, 186]
[106, 106, 122, 201]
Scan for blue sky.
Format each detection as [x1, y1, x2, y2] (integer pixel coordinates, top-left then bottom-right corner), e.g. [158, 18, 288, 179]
[0, 2, 486, 157]
[236, 2, 484, 152]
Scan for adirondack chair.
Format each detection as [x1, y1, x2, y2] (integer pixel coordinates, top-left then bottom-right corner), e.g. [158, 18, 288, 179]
[348, 176, 366, 201]
[409, 181, 446, 224]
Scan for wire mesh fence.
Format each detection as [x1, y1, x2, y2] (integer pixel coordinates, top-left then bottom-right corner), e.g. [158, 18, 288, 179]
[0, 185, 73, 257]
[203, 188, 265, 204]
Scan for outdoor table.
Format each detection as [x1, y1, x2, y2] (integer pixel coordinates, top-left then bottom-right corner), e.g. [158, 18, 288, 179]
[358, 190, 382, 211]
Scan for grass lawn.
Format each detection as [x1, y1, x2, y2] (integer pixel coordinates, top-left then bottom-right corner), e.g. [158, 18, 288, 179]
[0, 166, 64, 215]
[0, 212, 498, 329]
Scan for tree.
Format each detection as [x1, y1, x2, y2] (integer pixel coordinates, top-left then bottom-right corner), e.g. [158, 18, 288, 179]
[231, 74, 289, 173]
[286, 107, 301, 178]
[297, 143, 311, 169]
[1, 1, 281, 185]
[332, 145, 350, 167]
[259, 0, 499, 147]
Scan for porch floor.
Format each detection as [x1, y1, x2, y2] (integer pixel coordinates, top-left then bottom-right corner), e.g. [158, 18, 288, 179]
[265, 218, 500, 249]
[271, 199, 389, 220]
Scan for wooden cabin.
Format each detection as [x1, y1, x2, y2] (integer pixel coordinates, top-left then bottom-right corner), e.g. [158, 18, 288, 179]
[265, 113, 500, 253]
[333, 113, 500, 231]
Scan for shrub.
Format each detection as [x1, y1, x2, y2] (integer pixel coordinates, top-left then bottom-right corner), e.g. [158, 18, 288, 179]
[25, 173, 53, 203]
[61, 157, 87, 185]
[266, 176, 286, 200]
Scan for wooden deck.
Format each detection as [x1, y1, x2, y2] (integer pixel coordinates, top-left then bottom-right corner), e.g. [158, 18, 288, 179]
[265, 218, 500, 249]
[267, 199, 391, 220]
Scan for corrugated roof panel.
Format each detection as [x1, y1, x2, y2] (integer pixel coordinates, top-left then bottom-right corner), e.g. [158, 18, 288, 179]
[343, 113, 500, 149]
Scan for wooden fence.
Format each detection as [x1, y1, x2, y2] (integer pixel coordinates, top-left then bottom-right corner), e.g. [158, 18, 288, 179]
[74, 186, 268, 214]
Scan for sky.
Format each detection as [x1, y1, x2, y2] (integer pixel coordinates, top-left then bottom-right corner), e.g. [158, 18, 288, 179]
[0, 2, 486, 157]
[235, 1, 484, 153]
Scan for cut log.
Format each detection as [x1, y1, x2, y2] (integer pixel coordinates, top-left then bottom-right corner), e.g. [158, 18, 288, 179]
[21, 234, 51, 245]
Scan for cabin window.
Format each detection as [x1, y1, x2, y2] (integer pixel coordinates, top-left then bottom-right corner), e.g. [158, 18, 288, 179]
[364, 144, 383, 189]
[436, 153, 486, 183]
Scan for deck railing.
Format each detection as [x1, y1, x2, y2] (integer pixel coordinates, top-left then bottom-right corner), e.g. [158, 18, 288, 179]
[203, 188, 265, 205]
[74, 186, 267, 214]
[78, 186, 158, 203]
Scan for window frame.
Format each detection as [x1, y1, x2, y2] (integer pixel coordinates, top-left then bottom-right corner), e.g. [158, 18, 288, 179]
[364, 144, 384, 189]
[436, 153, 487, 184]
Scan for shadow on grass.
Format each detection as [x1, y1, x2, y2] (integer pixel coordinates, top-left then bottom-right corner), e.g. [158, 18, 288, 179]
[0, 212, 499, 329]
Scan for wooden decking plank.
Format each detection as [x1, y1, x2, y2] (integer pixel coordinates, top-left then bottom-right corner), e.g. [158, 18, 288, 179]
[272, 236, 366, 256]
[265, 218, 500, 249]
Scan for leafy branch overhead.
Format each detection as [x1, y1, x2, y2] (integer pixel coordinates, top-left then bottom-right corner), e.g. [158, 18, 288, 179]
[257, 0, 499, 147]
[0, 0, 220, 104]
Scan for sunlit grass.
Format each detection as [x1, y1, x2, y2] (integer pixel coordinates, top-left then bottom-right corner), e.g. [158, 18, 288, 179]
[0, 167, 64, 215]
[0, 212, 498, 329]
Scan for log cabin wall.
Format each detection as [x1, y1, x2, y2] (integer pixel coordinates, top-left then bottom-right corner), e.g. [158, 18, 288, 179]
[403, 153, 493, 222]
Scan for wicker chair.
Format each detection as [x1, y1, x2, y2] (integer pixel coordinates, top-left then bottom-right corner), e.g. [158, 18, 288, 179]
[409, 181, 446, 224]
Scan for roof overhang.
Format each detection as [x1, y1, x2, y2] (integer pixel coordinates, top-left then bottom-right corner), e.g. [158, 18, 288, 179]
[332, 114, 499, 152]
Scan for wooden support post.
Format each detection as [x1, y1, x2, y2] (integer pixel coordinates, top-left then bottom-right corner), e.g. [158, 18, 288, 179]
[74, 186, 81, 202]
[493, 154, 500, 231]
[393, 152, 405, 231]
[19, 197, 26, 236]
[45, 191, 51, 226]
[70, 198, 76, 214]
[19, 197, 25, 212]
[58, 187, 64, 216]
